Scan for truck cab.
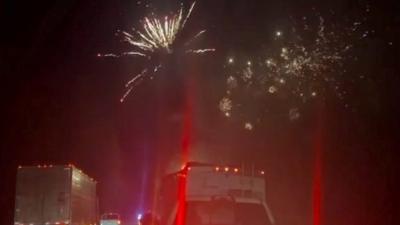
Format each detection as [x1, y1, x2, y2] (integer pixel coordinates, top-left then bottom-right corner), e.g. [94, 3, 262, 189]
[157, 162, 275, 225]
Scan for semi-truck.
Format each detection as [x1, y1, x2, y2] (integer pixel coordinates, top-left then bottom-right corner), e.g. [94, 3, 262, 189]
[14, 165, 98, 225]
[156, 162, 275, 225]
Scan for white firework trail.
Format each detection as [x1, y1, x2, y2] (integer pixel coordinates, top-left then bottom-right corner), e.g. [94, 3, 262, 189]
[184, 30, 206, 46]
[120, 69, 148, 102]
[181, 1, 196, 28]
[186, 48, 216, 54]
[97, 52, 147, 58]
[99, 1, 214, 102]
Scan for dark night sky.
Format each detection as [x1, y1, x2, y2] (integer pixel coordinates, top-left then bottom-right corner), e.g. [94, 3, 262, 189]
[1, 0, 399, 225]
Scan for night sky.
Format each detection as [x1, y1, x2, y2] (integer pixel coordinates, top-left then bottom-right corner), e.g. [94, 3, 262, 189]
[1, 0, 399, 225]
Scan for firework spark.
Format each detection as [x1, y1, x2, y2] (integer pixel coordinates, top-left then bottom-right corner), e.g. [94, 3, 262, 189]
[100, 2, 215, 102]
[244, 122, 253, 130]
[219, 97, 233, 117]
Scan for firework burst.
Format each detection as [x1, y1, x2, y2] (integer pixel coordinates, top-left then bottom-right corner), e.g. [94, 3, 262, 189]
[99, 2, 214, 102]
[220, 10, 371, 129]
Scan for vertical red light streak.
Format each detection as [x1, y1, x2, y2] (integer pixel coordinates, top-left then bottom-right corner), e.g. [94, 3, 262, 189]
[176, 107, 191, 225]
[313, 141, 322, 225]
[312, 106, 324, 225]
[176, 66, 195, 225]
[181, 97, 192, 165]
[176, 171, 187, 225]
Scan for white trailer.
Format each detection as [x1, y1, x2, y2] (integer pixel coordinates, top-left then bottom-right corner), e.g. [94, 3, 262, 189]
[157, 162, 275, 225]
[14, 165, 98, 225]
